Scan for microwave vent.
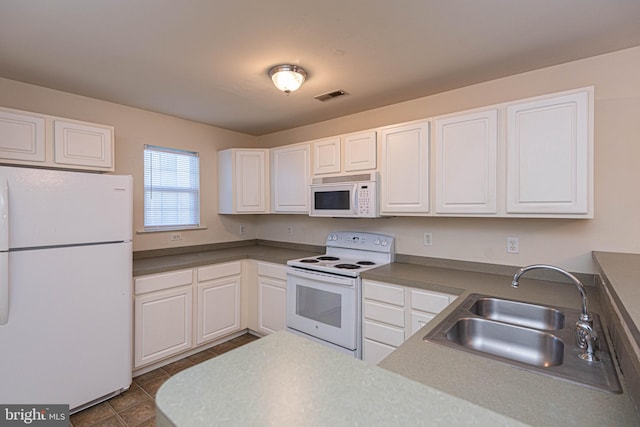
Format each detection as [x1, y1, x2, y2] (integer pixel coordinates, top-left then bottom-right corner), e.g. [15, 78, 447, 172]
[314, 90, 348, 102]
[312, 172, 376, 185]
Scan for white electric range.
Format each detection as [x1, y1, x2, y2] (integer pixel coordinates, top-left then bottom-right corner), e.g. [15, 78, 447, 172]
[286, 231, 395, 358]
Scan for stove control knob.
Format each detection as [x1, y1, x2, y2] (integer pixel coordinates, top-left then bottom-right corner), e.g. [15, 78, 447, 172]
[381, 240, 388, 247]
[374, 239, 381, 245]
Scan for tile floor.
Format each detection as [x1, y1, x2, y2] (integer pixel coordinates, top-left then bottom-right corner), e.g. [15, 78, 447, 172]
[70, 333, 260, 427]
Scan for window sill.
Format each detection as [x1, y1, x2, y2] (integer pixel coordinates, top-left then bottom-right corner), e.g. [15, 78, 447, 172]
[136, 226, 208, 234]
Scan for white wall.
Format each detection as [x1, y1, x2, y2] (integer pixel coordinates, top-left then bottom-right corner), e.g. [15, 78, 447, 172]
[256, 46, 640, 273]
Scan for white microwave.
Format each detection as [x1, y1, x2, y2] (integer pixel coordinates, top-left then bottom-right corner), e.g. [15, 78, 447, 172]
[309, 172, 379, 218]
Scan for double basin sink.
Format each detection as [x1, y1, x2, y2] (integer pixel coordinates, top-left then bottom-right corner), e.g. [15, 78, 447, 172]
[424, 293, 621, 393]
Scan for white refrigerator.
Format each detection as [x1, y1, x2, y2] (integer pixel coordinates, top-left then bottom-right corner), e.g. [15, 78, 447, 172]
[0, 166, 133, 412]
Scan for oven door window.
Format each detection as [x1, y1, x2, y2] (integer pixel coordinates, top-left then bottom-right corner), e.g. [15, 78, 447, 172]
[296, 285, 341, 328]
[286, 270, 358, 350]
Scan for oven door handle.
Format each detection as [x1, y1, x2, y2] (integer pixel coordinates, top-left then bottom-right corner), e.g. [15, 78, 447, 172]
[286, 267, 356, 287]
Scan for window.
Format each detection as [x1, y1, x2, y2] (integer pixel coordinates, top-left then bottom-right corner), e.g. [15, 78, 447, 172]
[144, 145, 200, 230]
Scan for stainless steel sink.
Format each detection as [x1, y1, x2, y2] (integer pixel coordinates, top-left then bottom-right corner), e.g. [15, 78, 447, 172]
[469, 297, 564, 330]
[446, 318, 565, 367]
[424, 293, 621, 393]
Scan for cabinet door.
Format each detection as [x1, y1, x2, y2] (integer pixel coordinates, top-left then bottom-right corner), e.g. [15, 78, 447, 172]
[196, 276, 241, 344]
[0, 109, 45, 162]
[313, 137, 341, 175]
[344, 131, 376, 172]
[506, 89, 591, 215]
[258, 277, 286, 335]
[134, 285, 193, 368]
[53, 119, 114, 170]
[435, 110, 498, 214]
[235, 150, 267, 212]
[271, 144, 310, 212]
[380, 121, 430, 214]
[410, 311, 435, 337]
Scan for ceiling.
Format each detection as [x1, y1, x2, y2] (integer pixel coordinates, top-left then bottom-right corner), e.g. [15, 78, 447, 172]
[1, 1, 640, 136]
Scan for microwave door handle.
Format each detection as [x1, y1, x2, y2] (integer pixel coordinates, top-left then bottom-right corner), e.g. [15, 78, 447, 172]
[352, 185, 358, 212]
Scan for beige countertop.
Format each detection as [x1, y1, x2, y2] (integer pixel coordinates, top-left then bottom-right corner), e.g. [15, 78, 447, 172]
[156, 331, 526, 427]
[140, 242, 640, 425]
[593, 251, 640, 344]
[133, 241, 320, 276]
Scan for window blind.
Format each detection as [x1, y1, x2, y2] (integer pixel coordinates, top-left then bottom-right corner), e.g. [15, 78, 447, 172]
[144, 145, 200, 230]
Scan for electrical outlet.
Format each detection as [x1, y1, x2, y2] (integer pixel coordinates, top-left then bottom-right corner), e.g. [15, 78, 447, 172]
[287, 226, 294, 235]
[423, 232, 433, 246]
[507, 237, 519, 254]
[170, 232, 182, 241]
[239, 224, 246, 235]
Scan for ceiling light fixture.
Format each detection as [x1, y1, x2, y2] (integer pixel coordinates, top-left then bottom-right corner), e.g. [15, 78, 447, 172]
[268, 64, 308, 93]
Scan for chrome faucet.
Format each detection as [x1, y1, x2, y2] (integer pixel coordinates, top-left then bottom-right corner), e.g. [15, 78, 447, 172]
[512, 264, 599, 361]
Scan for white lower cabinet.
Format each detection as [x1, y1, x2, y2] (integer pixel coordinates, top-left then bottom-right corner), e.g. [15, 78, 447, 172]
[196, 263, 241, 344]
[409, 289, 457, 337]
[257, 262, 287, 335]
[134, 261, 242, 369]
[362, 279, 457, 365]
[134, 269, 194, 368]
[362, 280, 406, 365]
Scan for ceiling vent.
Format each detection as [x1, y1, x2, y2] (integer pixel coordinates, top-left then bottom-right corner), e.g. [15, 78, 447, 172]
[314, 90, 348, 102]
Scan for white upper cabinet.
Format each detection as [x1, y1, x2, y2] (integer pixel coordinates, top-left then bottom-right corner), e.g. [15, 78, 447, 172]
[271, 143, 310, 213]
[312, 130, 377, 175]
[434, 109, 498, 214]
[313, 137, 341, 175]
[0, 107, 115, 171]
[0, 109, 45, 162]
[54, 119, 114, 169]
[506, 88, 592, 216]
[218, 148, 269, 214]
[380, 120, 430, 214]
[344, 130, 377, 172]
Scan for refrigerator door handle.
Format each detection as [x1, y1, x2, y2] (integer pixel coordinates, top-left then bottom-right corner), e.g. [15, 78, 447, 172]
[0, 176, 7, 252]
[0, 253, 7, 324]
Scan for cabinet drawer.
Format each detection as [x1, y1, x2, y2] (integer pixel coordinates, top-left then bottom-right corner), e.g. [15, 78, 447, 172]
[363, 281, 405, 307]
[364, 320, 405, 347]
[134, 269, 193, 295]
[363, 338, 396, 365]
[411, 289, 454, 314]
[257, 261, 286, 280]
[197, 262, 241, 282]
[364, 301, 405, 327]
